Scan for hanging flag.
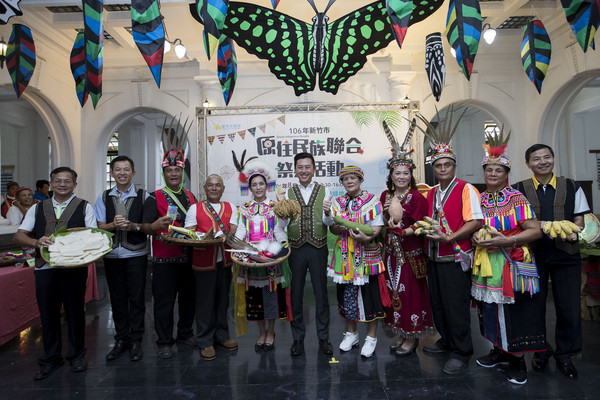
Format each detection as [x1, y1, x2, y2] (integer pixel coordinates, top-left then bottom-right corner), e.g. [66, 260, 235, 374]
[197, 0, 229, 60]
[237, 130, 246, 139]
[83, 0, 104, 108]
[249, 127, 257, 136]
[425, 32, 446, 102]
[445, 0, 482, 80]
[521, 20, 551, 94]
[217, 134, 226, 143]
[277, 115, 286, 124]
[6, 23, 35, 98]
[131, 0, 165, 87]
[0, 0, 23, 24]
[70, 32, 89, 107]
[207, 136, 216, 145]
[217, 35, 237, 105]
[258, 125, 266, 133]
[560, 0, 599, 52]
[386, 0, 414, 49]
[228, 133, 236, 141]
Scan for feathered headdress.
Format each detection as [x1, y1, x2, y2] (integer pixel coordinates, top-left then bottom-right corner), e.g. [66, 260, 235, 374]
[482, 125, 512, 170]
[161, 115, 192, 168]
[415, 105, 468, 164]
[383, 119, 416, 170]
[232, 151, 275, 196]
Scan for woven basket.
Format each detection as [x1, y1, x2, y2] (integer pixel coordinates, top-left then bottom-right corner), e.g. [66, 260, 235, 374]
[160, 227, 225, 247]
[231, 247, 291, 268]
[41, 227, 113, 268]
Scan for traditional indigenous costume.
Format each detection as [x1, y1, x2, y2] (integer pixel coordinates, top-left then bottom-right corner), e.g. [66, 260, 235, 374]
[379, 121, 433, 338]
[233, 161, 291, 323]
[329, 166, 386, 323]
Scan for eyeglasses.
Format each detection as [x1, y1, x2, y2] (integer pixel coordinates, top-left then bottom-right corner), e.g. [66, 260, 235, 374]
[51, 179, 72, 185]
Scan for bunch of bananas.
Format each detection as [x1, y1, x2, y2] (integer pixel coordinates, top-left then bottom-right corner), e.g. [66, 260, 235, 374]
[542, 220, 580, 240]
[476, 225, 498, 241]
[414, 216, 440, 236]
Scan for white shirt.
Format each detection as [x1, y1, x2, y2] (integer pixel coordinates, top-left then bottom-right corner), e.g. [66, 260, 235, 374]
[277, 181, 334, 233]
[7, 205, 25, 225]
[185, 201, 238, 262]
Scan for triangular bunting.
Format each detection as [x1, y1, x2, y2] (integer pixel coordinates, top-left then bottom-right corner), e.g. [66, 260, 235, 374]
[228, 133, 236, 142]
[277, 115, 286, 124]
[217, 134, 225, 143]
[248, 127, 256, 137]
[238, 131, 246, 140]
[268, 120, 277, 129]
[258, 124, 266, 133]
[207, 136, 215, 145]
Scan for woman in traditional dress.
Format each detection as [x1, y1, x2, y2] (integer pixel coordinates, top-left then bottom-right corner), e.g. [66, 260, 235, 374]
[234, 161, 290, 352]
[472, 131, 545, 384]
[380, 146, 434, 356]
[328, 165, 386, 358]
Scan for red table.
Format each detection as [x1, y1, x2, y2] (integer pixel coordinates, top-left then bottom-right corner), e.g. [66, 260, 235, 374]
[0, 263, 99, 346]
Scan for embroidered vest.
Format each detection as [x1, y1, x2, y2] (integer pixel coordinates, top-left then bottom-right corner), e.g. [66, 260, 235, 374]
[152, 189, 195, 260]
[192, 201, 234, 270]
[426, 179, 473, 261]
[287, 183, 327, 248]
[104, 188, 147, 251]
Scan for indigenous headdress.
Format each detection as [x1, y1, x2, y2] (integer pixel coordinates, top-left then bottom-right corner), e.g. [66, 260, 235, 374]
[482, 125, 512, 170]
[161, 115, 192, 168]
[382, 119, 416, 170]
[415, 105, 468, 164]
[232, 150, 276, 196]
[339, 165, 364, 182]
[15, 187, 32, 196]
[6, 181, 18, 191]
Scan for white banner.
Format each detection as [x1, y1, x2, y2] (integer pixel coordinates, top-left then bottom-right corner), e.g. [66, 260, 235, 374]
[205, 110, 412, 205]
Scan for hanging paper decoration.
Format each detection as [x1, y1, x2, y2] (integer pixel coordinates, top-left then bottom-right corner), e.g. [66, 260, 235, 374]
[386, 0, 414, 49]
[271, 0, 280, 9]
[83, 0, 104, 108]
[425, 32, 446, 101]
[6, 24, 35, 98]
[0, 0, 22, 24]
[217, 35, 237, 105]
[70, 32, 89, 107]
[196, 0, 229, 60]
[190, 0, 443, 96]
[131, 0, 165, 87]
[521, 20, 551, 94]
[445, 0, 482, 80]
[560, 0, 599, 52]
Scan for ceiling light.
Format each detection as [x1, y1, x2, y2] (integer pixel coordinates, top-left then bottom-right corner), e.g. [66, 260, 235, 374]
[0, 37, 6, 69]
[173, 39, 186, 59]
[483, 23, 497, 45]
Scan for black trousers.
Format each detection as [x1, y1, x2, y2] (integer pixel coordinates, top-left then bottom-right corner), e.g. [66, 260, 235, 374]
[289, 244, 330, 341]
[535, 261, 582, 361]
[194, 262, 232, 348]
[104, 255, 148, 343]
[34, 267, 88, 366]
[152, 261, 196, 346]
[427, 260, 473, 362]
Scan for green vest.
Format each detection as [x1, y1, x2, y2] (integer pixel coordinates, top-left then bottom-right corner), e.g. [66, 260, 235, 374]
[287, 183, 327, 248]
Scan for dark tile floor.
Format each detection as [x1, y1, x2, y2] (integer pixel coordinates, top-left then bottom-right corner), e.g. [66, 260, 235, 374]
[1, 263, 599, 400]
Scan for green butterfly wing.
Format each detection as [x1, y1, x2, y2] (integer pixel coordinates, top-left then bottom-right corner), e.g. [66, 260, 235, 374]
[222, 3, 316, 96]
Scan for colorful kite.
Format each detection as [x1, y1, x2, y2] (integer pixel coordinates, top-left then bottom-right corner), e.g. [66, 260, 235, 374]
[425, 32, 446, 102]
[6, 24, 35, 98]
[0, 0, 22, 24]
[521, 20, 551, 94]
[131, 0, 165, 87]
[190, 0, 443, 96]
[271, 0, 280, 9]
[386, 0, 414, 49]
[445, 0, 482, 80]
[196, 0, 229, 60]
[217, 35, 237, 105]
[560, 0, 599, 52]
[70, 32, 89, 107]
[83, 0, 104, 108]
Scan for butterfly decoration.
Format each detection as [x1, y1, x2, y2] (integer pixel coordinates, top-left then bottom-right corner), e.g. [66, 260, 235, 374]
[217, 35, 237, 105]
[190, 0, 443, 97]
[521, 20, 551, 94]
[83, 0, 104, 108]
[6, 23, 35, 98]
[445, 0, 482, 80]
[425, 32, 445, 102]
[560, 0, 599, 52]
[196, 0, 229, 60]
[131, 0, 165, 88]
[0, 0, 22, 24]
[386, 0, 415, 49]
[271, 0, 280, 9]
[70, 33, 89, 107]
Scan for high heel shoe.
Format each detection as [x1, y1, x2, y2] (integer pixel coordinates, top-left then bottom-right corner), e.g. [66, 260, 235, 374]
[395, 339, 418, 357]
[389, 338, 405, 351]
[263, 333, 275, 352]
[255, 336, 266, 352]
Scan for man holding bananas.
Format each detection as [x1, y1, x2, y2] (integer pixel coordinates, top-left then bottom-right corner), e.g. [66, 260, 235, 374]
[514, 144, 590, 380]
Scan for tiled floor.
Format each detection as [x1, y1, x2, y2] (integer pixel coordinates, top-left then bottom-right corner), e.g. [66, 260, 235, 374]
[1, 262, 599, 399]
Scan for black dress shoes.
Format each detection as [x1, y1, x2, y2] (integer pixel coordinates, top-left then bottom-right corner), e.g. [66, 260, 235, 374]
[290, 340, 304, 356]
[70, 357, 87, 373]
[33, 360, 64, 380]
[129, 341, 143, 361]
[531, 354, 549, 371]
[319, 340, 333, 355]
[557, 360, 578, 379]
[106, 340, 128, 361]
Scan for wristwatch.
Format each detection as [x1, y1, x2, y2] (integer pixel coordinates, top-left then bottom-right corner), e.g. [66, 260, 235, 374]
[136, 223, 141, 231]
